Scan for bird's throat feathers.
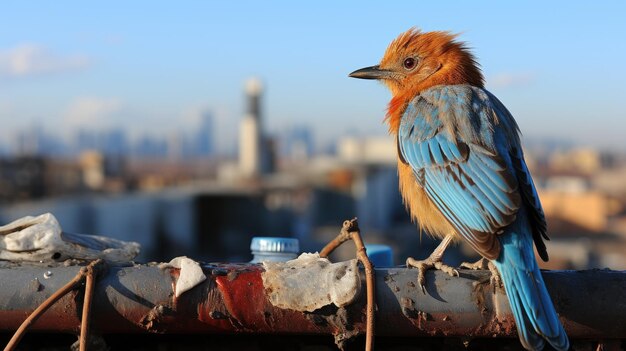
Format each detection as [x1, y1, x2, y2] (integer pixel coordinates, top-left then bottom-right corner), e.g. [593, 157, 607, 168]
[382, 29, 484, 134]
[385, 96, 407, 133]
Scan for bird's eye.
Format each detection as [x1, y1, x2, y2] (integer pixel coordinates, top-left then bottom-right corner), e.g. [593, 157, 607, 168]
[403, 57, 417, 70]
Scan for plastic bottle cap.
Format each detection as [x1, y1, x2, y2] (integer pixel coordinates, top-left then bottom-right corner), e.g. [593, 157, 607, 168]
[250, 237, 300, 254]
[365, 244, 393, 267]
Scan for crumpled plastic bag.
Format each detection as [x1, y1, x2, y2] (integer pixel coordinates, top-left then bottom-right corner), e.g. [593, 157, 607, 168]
[0, 213, 140, 263]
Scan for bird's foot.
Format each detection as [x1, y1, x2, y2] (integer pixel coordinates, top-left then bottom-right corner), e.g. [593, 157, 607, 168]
[406, 256, 459, 294]
[460, 258, 502, 292]
[459, 257, 490, 270]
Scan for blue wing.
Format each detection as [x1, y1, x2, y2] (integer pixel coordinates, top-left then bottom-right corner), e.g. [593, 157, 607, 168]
[398, 85, 534, 259]
[486, 87, 550, 260]
[510, 145, 550, 261]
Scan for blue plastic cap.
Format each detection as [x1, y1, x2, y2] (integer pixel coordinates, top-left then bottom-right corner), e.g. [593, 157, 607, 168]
[365, 244, 394, 267]
[250, 237, 300, 254]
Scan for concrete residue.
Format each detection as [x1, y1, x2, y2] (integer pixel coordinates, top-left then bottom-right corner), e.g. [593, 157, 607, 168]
[165, 256, 207, 298]
[262, 253, 360, 312]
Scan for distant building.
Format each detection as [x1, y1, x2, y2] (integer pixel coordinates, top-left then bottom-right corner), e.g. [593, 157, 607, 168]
[101, 128, 129, 156]
[540, 188, 617, 233]
[77, 150, 128, 192]
[239, 78, 274, 177]
[592, 166, 626, 197]
[549, 147, 602, 175]
[337, 136, 396, 164]
[134, 135, 168, 158]
[282, 126, 314, 162]
[15, 126, 63, 156]
[75, 129, 99, 154]
[194, 111, 215, 158]
[79, 151, 105, 190]
[544, 176, 590, 193]
[0, 156, 46, 202]
[166, 131, 184, 161]
[15, 128, 39, 156]
[239, 114, 261, 176]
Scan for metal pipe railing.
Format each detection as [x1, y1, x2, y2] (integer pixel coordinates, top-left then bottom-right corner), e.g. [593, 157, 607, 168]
[0, 264, 623, 340]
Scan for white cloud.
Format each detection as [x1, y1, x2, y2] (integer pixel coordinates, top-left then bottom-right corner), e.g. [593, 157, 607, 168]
[0, 44, 91, 78]
[64, 97, 122, 128]
[488, 72, 536, 89]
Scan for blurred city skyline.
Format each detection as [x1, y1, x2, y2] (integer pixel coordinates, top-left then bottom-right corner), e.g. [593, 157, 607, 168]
[1, 1, 626, 154]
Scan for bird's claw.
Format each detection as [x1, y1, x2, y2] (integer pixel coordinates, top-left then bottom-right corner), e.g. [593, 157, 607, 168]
[406, 256, 459, 294]
[488, 263, 503, 293]
[459, 258, 503, 293]
[459, 257, 490, 270]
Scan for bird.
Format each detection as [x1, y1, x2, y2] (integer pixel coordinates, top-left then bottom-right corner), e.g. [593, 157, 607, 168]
[349, 28, 569, 351]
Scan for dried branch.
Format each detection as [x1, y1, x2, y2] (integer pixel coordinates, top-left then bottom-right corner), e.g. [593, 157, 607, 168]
[79, 259, 106, 351]
[4, 259, 106, 351]
[320, 218, 376, 351]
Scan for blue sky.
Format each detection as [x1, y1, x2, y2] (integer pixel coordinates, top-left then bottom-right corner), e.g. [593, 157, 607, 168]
[1, 1, 625, 152]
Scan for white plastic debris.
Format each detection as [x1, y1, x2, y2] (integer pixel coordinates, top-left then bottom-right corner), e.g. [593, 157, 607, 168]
[0, 213, 140, 263]
[262, 252, 361, 312]
[167, 256, 207, 298]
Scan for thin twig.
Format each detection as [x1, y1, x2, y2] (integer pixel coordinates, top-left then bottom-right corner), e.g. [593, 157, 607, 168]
[79, 259, 105, 351]
[4, 259, 106, 351]
[350, 227, 376, 351]
[319, 224, 351, 258]
[320, 218, 376, 351]
[3, 267, 87, 351]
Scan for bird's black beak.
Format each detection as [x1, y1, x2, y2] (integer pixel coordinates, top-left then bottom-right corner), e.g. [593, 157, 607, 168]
[349, 65, 391, 80]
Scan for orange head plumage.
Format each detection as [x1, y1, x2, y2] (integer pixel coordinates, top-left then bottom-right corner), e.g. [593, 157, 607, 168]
[350, 28, 484, 133]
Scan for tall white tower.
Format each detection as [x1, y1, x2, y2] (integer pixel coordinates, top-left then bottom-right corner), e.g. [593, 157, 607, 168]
[239, 78, 263, 177]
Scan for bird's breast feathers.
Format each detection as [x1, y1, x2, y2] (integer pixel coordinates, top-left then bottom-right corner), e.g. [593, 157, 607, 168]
[398, 159, 457, 240]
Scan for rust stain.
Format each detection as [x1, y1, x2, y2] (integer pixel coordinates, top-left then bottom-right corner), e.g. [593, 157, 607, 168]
[471, 278, 491, 320]
[168, 267, 180, 298]
[139, 304, 167, 333]
[400, 297, 419, 320]
[305, 305, 361, 351]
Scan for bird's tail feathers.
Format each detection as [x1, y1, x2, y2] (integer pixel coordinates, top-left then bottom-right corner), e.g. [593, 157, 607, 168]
[495, 250, 569, 351]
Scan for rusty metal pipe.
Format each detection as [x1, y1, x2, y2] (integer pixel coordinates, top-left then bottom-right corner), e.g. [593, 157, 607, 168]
[0, 264, 623, 339]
